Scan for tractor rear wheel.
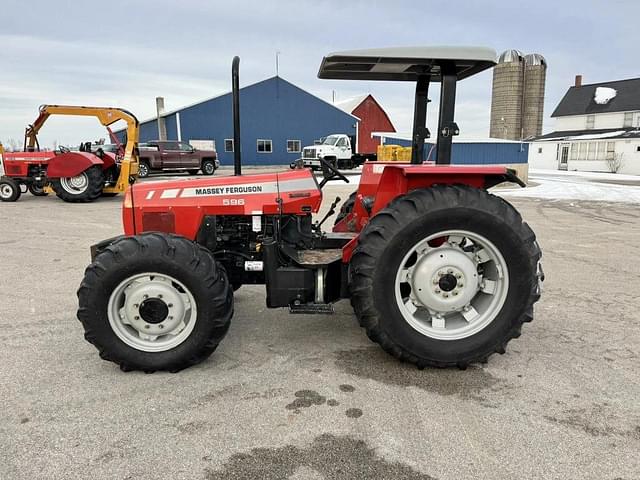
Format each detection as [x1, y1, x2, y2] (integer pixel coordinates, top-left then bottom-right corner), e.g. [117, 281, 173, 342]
[349, 185, 542, 369]
[0, 178, 21, 202]
[52, 166, 105, 203]
[77, 233, 233, 372]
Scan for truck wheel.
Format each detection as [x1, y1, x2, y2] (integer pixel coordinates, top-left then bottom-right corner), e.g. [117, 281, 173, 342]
[349, 185, 542, 369]
[201, 159, 216, 175]
[138, 161, 150, 178]
[52, 166, 105, 203]
[0, 178, 21, 202]
[334, 191, 357, 226]
[77, 233, 233, 372]
[28, 183, 49, 196]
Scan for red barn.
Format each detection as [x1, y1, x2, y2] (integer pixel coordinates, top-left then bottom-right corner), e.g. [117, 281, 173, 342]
[335, 94, 396, 154]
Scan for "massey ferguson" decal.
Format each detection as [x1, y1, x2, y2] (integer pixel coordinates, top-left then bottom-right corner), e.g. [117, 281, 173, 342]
[181, 183, 278, 198]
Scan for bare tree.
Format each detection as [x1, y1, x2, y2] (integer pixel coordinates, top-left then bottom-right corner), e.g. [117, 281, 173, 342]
[5, 138, 20, 151]
[606, 152, 624, 174]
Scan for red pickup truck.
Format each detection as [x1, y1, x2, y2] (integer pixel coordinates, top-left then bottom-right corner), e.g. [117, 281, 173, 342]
[137, 141, 219, 178]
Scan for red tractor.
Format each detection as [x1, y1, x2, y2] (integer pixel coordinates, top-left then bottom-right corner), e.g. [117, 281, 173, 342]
[77, 47, 543, 372]
[0, 105, 139, 202]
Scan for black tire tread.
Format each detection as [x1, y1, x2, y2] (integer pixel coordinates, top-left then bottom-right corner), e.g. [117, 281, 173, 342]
[77, 232, 233, 372]
[349, 185, 542, 369]
[52, 165, 104, 203]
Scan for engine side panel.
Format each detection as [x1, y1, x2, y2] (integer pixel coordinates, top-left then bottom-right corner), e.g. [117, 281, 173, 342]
[124, 169, 322, 239]
[2, 152, 54, 177]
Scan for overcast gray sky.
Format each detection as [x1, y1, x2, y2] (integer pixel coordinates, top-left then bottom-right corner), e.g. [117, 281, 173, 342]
[1, 0, 638, 148]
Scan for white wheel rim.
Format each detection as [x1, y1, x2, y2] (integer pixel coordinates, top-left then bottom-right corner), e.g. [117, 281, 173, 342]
[204, 163, 214, 174]
[60, 173, 89, 194]
[139, 164, 148, 176]
[394, 230, 509, 340]
[0, 184, 14, 198]
[107, 272, 198, 352]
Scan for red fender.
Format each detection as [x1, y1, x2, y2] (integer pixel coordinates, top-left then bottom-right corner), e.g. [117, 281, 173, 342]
[46, 152, 104, 178]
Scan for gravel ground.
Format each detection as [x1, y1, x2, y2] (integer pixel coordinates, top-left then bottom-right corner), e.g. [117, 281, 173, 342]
[0, 176, 638, 480]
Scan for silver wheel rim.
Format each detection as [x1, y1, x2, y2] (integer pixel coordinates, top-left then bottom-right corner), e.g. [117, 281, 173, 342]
[107, 272, 198, 352]
[0, 184, 14, 199]
[60, 173, 89, 194]
[204, 163, 214, 174]
[394, 229, 509, 341]
[139, 164, 148, 176]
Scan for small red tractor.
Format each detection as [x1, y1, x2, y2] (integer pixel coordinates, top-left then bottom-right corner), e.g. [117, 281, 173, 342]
[0, 105, 139, 202]
[77, 47, 543, 372]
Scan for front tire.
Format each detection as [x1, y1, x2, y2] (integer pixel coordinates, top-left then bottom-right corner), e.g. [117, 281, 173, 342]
[349, 186, 542, 368]
[52, 166, 104, 203]
[77, 233, 233, 372]
[201, 159, 216, 175]
[0, 178, 21, 202]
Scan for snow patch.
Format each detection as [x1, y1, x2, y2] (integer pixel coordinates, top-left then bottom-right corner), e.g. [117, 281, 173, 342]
[594, 87, 617, 105]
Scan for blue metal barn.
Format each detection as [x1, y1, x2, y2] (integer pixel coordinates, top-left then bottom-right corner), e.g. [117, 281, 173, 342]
[378, 135, 529, 165]
[126, 77, 358, 166]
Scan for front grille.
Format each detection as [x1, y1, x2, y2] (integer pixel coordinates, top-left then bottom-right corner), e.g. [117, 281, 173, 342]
[302, 148, 315, 159]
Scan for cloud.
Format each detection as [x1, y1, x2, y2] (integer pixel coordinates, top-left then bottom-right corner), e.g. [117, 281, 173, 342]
[1, 0, 638, 147]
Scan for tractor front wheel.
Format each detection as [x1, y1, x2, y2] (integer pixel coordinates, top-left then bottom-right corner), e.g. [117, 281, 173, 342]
[0, 178, 21, 202]
[77, 233, 233, 372]
[349, 185, 542, 369]
[52, 166, 104, 203]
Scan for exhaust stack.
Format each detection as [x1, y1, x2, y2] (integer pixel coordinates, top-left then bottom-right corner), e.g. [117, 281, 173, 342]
[232, 56, 241, 176]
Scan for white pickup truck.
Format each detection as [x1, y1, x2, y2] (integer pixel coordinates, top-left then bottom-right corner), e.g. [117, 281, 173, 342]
[297, 134, 375, 170]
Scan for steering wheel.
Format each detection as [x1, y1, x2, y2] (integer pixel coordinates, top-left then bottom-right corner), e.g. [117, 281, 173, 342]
[59, 145, 70, 154]
[319, 157, 349, 188]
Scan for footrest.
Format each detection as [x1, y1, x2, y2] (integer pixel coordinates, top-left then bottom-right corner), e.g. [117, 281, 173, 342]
[289, 303, 334, 315]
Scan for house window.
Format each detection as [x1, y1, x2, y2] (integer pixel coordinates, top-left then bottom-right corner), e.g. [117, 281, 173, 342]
[287, 140, 301, 153]
[597, 142, 606, 160]
[623, 112, 634, 127]
[586, 115, 595, 129]
[587, 142, 596, 160]
[257, 139, 272, 153]
[224, 139, 234, 152]
[537, 147, 543, 154]
[578, 142, 587, 160]
[570, 143, 578, 160]
[606, 142, 615, 160]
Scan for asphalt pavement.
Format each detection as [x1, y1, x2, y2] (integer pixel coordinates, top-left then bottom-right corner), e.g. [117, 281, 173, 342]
[0, 174, 639, 480]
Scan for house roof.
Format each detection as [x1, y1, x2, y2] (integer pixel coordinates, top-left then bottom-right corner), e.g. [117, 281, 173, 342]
[533, 127, 640, 142]
[334, 94, 369, 114]
[551, 77, 640, 117]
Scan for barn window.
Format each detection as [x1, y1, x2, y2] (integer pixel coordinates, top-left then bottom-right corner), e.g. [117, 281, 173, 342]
[287, 140, 301, 153]
[224, 139, 234, 152]
[257, 139, 272, 153]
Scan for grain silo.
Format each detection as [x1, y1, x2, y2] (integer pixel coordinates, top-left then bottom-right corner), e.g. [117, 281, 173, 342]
[490, 49, 525, 141]
[522, 53, 547, 139]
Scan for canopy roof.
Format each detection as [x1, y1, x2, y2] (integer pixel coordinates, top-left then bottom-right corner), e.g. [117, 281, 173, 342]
[318, 46, 497, 82]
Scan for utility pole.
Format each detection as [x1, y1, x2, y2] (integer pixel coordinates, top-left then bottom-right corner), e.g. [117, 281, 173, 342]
[275, 51, 281, 77]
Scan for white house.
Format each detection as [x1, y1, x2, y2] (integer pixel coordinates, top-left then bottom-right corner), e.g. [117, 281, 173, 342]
[529, 76, 640, 174]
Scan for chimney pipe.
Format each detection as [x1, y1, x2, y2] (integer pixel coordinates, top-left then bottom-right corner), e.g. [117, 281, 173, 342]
[574, 75, 582, 87]
[156, 96, 167, 140]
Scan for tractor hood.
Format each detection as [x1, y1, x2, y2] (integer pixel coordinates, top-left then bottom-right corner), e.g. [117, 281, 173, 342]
[123, 169, 322, 238]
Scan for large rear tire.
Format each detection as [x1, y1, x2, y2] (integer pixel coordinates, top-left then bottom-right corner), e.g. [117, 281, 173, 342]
[349, 185, 542, 369]
[77, 233, 233, 372]
[52, 165, 104, 203]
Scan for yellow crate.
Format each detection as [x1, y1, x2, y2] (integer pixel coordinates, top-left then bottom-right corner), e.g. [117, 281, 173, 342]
[377, 144, 412, 162]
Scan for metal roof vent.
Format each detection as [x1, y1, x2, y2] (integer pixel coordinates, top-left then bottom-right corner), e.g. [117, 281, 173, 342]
[497, 49, 524, 63]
